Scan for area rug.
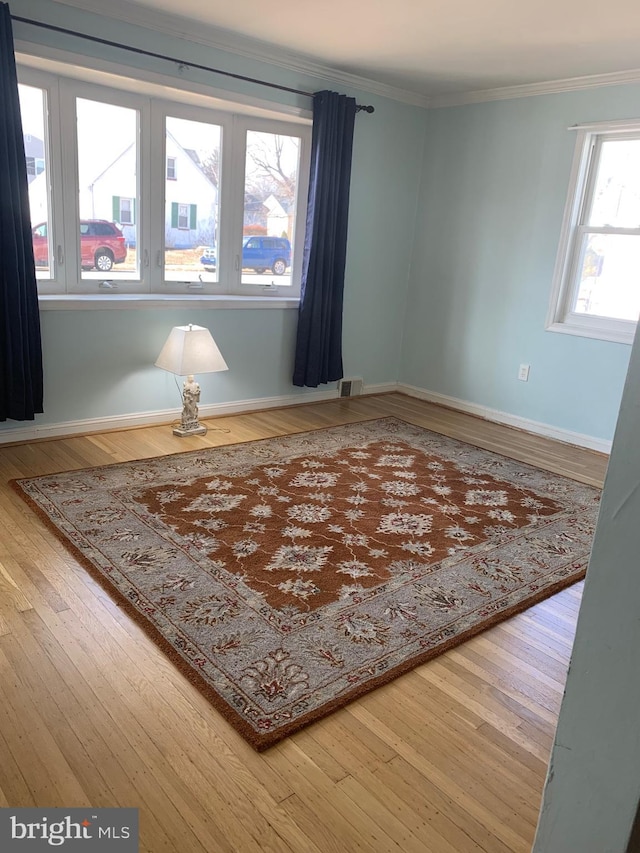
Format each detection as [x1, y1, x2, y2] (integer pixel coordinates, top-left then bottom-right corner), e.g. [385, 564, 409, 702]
[13, 418, 599, 750]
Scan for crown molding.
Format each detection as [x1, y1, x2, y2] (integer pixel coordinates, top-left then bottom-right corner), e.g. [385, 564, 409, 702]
[25, 0, 640, 111]
[34, 0, 431, 108]
[430, 66, 640, 108]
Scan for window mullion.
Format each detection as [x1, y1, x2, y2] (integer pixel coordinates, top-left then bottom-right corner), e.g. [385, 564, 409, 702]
[147, 100, 163, 293]
[218, 116, 245, 295]
[58, 78, 81, 292]
[48, 78, 66, 293]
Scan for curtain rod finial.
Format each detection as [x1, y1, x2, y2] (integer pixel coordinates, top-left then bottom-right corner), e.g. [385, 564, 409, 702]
[356, 104, 375, 114]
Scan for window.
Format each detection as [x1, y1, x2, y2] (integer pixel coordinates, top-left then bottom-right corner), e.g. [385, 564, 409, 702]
[26, 156, 45, 176]
[19, 82, 52, 279]
[77, 97, 140, 282]
[175, 203, 192, 230]
[17, 63, 311, 300]
[164, 115, 220, 283]
[116, 197, 135, 225]
[547, 120, 640, 343]
[242, 130, 301, 286]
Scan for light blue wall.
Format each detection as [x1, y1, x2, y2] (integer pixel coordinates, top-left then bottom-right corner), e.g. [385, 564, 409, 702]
[38, 308, 303, 424]
[7, 0, 639, 444]
[400, 87, 637, 441]
[2, 0, 426, 432]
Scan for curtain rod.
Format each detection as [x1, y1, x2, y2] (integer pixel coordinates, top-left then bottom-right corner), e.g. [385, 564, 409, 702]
[11, 15, 375, 113]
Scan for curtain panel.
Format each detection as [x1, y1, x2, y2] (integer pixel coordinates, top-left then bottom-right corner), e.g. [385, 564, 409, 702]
[293, 90, 357, 388]
[0, 2, 44, 421]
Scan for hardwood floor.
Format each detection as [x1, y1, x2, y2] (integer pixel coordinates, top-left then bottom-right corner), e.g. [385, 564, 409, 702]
[0, 393, 608, 852]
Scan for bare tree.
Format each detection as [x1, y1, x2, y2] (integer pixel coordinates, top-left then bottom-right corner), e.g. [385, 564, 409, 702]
[245, 135, 298, 204]
[201, 136, 298, 212]
[201, 148, 220, 188]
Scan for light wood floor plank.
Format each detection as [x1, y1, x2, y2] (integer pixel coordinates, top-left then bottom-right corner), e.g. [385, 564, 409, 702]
[0, 393, 603, 851]
[373, 755, 515, 853]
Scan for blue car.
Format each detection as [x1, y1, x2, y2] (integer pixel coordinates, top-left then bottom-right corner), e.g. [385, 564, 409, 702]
[200, 235, 291, 275]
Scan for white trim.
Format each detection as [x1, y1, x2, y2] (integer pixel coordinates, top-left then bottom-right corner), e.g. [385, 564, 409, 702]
[546, 319, 636, 345]
[430, 66, 640, 108]
[37, 294, 301, 310]
[0, 383, 397, 445]
[13, 2, 429, 108]
[0, 382, 610, 452]
[398, 384, 612, 454]
[568, 118, 640, 133]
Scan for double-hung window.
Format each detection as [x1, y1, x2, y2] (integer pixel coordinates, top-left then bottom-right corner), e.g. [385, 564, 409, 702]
[17, 62, 311, 302]
[547, 120, 640, 343]
[118, 198, 135, 226]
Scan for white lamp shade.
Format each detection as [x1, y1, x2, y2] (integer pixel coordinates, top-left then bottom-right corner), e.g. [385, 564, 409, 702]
[155, 324, 228, 376]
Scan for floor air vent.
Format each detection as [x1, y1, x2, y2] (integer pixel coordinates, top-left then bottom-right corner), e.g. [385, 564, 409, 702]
[338, 378, 363, 398]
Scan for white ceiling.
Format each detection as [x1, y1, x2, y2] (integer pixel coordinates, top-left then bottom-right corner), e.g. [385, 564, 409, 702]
[54, 0, 640, 100]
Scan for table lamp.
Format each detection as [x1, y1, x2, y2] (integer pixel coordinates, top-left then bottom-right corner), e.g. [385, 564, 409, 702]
[155, 324, 228, 436]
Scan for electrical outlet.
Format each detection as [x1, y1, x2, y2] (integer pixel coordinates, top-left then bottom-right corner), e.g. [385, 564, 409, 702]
[518, 364, 530, 382]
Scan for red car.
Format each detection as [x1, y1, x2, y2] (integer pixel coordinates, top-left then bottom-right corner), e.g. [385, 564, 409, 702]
[32, 220, 127, 272]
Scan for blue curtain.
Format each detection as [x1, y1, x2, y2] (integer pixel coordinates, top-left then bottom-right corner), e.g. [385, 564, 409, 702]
[293, 90, 356, 387]
[0, 2, 43, 421]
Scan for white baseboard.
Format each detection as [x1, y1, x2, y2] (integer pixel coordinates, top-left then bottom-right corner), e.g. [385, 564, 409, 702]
[398, 383, 612, 454]
[0, 380, 609, 453]
[0, 382, 397, 446]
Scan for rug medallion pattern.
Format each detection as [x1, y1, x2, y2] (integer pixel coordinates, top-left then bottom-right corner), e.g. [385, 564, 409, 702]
[15, 419, 599, 749]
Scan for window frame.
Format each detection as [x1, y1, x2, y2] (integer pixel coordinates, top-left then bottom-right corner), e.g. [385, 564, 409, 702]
[547, 119, 640, 344]
[17, 60, 311, 304]
[176, 203, 191, 230]
[232, 115, 310, 298]
[18, 68, 65, 294]
[118, 197, 135, 225]
[63, 79, 148, 295]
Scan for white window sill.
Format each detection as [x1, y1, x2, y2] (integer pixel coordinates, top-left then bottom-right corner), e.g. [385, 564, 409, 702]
[38, 294, 300, 311]
[545, 320, 636, 345]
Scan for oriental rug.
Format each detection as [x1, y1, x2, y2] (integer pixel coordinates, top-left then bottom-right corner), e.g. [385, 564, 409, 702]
[14, 418, 599, 750]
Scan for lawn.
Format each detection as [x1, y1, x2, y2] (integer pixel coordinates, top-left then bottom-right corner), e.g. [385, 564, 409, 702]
[116, 246, 205, 273]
